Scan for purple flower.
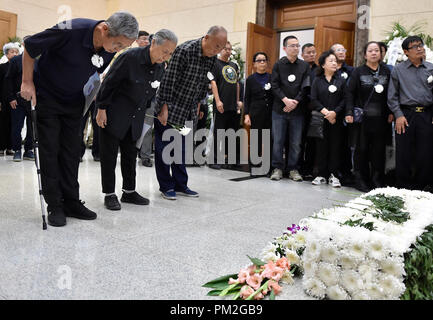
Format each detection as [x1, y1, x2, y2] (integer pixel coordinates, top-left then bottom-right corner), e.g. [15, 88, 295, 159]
[287, 224, 301, 234]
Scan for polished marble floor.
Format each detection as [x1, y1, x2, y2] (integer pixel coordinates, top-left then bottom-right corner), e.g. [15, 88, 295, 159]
[0, 150, 359, 300]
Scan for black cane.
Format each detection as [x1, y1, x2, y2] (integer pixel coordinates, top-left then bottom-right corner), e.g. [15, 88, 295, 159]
[29, 98, 48, 230]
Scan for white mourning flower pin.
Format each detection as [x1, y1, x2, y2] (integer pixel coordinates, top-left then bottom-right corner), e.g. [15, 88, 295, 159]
[207, 72, 214, 81]
[264, 83, 271, 91]
[151, 80, 160, 89]
[341, 72, 348, 79]
[328, 85, 337, 93]
[179, 126, 192, 136]
[91, 54, 104, 68]
[288, 74, 296, 82]
[375, 84, 384, 94]
[428, 75, 433, 84]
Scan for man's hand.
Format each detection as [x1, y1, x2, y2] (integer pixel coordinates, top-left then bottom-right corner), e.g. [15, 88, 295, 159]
[216, 100, 224, 114]
[20, 80, 37, 106]
[244, 114, 251, 126]
[96, 109, 108, 128]
[237, 101, 243, 111]
[158, 104, 168, 126]
[282, 98, 298, 113]
[10, 100, 18, 110]
[395, 116, 409, 135]
[325, 110, 337, 123]
[345, 115, 354, 124]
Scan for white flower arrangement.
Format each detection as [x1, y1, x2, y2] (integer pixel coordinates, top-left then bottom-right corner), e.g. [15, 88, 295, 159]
[299, 188, 433, 300]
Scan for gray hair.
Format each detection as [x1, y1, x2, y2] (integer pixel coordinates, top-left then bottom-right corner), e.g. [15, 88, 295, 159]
[207, 26, 228, 36]
[153, 29, 178, 46]
[3, 42, 20, 56]
[106, 11, 139, 39]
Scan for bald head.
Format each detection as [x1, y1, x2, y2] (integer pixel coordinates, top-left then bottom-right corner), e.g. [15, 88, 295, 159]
[202, 26, 228, 57]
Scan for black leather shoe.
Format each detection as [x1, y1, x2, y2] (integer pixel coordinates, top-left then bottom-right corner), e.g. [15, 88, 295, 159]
[208, 164, 221, 170]
[121, 191, 149, 205]
[63, 200, 97, 220]
[47, 206, 67, 227]
[354, 172, 371, 193]
[141, 158, 153, 167]
[104, 195, 121, 211]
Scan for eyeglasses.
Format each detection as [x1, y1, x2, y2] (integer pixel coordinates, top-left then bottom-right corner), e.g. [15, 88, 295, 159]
[255, 59, 267, 63]
[335, 48, 347, 53]
[408, 44, 424, 50]
[285, 44, 300, 48]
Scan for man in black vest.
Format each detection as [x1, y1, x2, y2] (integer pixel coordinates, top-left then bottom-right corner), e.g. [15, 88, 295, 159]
[96, 29, 177, 211]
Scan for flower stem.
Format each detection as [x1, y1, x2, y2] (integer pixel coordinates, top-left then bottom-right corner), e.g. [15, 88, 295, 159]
[245, 280, 270, 300]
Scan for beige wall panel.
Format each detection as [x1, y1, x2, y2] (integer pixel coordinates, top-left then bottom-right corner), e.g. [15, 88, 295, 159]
[370, 0, 433, 41]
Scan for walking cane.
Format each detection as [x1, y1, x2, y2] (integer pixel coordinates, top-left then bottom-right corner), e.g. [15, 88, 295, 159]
[29, 98, 48, 230]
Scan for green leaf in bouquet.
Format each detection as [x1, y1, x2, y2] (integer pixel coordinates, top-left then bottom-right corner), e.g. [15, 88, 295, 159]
[202, 274, 238, 288]
[207, 289, 223, 296]
[269, 289, 276, 300]
[247, 255, 267, 267]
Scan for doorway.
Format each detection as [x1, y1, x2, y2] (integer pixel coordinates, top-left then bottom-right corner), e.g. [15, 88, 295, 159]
[0, 10, 17, 50]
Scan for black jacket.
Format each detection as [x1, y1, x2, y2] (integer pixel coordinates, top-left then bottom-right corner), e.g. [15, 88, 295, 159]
[0, 62, 10, 107]
[271, 57, 310, 116]
[244, 72, 273, 118]
[5, 54, 28, 106]
[96, 46, 164, 141]
[310, 73, 347, 116]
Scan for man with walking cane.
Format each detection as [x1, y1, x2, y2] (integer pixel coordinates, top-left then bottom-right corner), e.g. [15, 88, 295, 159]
[20, 12, 139, 228]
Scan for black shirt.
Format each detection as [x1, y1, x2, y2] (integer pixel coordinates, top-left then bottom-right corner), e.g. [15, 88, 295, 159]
[25, 18, 115, 106]
[96, 45, 165, 141]
[244, 72, 272, 117]
[336, 62, 354, 84]
[271, 56, 310, 115]
[346, 64, 391, 117]
[0, 62, 9, 106]
[4, 54, 24, 104]
[310, 73, 346, 116]
[211, 59, 239, 112]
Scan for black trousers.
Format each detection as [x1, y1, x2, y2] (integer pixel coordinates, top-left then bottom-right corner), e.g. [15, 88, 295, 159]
[99, 127, 137, 194]
[0, 102, 12, 150]
[250, 111, 272, 168]
[36, 96, 82, 208]
[353, 117, 387, 181]
[314, 120, 343, 178]
[213, 110, 239, 163]
[395, 108, 433, 190]
[300, 111, 315, 176]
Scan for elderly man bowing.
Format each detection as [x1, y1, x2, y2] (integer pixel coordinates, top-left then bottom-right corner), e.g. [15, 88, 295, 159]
[20, 12, 139, 227]
[96, 29, 178, 211]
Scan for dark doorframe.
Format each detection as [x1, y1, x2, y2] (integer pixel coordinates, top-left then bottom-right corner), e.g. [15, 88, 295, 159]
[255, 0, 370, 66]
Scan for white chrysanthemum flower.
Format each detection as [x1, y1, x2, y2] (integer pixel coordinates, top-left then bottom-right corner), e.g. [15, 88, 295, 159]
[341, 270, 364, 294]
[294, 231, 307, 247]
[285, 250, 300, 265]
[327, 285, 350, 300]
[352, 291, 371, 300]
[393, 30, 399, 36]
[368, 240, 386, 260]
[366, 283, 385, 300]
[358, 262, 379, 284]
[349, 242, 367, 259]
[307, 239, 322, 258]
[303, 277, 326, 299]
[340, 251, 359, 269]
[318, 262, 340, 287]
[378, 274, 406, 299]
[320, 243, 339, 263]
[281, 270, 295, 285]
[302, 259, 318, 278]
[380, 257, 406, 278]
[286, 237, 298, 250]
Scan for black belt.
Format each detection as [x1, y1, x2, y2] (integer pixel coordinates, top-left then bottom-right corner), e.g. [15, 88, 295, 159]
[401, 105, 432, 113]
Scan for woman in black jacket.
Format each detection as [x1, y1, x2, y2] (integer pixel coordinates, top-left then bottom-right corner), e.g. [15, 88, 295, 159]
[345, 41, 393, 192]
[244, 52, 273, 176]
[310, 50, 346, 188]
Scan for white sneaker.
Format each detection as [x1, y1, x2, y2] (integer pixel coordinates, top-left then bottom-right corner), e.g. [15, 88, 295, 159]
[312, 176, 327, 185]
[270, 168, 283, 181]
[289, 170, 303, 182]
[329, 174, 341, 188]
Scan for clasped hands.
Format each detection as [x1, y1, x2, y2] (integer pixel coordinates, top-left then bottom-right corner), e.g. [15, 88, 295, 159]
[321, 108, 337, 124]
